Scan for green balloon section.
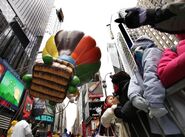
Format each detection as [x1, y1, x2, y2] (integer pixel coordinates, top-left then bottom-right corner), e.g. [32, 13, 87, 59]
[42, 54, 53, 65]
[76, 61, 101, 85]
[70, 75, 80, 86]
[22, 74, 32, 88]
[68, 85, 77, 94]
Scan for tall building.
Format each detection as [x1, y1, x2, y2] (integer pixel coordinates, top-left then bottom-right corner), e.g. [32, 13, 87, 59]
[0, 0, 56, 133]
[0, 0, 54, 74]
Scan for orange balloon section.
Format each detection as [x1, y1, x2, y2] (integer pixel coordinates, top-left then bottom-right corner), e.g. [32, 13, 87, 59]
[71, 35, 101, 65]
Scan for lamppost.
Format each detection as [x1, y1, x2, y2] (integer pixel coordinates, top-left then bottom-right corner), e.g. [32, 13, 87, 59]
[102, 72, 112, 97]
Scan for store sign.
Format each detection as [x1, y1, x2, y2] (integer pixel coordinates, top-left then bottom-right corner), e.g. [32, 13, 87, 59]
[23, 92, 33, 119]
[35, 115, 54, 123]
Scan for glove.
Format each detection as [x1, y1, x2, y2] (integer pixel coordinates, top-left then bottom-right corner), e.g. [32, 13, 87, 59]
[132, 96, 148, 112]
[149, 107, 168, 118]
[115, 7, 147, 28]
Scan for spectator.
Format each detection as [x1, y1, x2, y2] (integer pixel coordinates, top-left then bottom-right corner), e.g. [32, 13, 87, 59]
[7, 120, 18, 137]
[99, 95, 115, 136]
[62, 128, 70, 137]
[11, 119, 33, 137]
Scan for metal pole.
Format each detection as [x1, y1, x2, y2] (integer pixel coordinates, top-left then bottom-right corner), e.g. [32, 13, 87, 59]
[102, 72, 112, 97]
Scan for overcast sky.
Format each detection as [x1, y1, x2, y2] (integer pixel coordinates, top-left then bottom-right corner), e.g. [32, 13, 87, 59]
[54, 0, 137, 132]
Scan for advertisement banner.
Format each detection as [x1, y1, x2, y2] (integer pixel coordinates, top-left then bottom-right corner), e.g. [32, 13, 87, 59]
[0, 58, 25, 110]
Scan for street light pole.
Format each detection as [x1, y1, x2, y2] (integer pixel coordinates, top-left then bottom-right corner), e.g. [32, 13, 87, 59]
[102, 72, 112, 97]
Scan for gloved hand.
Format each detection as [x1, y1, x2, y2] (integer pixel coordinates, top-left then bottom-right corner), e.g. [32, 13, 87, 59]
[125, 7, 147, 28]
[115, 7, 147, 28]
[149, 107, 168, 118]
[132, 96, 148, 112]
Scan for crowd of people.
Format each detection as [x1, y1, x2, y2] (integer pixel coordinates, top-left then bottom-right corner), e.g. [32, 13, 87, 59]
[4, 118, 79, 137]
[97, 0, 185, 137]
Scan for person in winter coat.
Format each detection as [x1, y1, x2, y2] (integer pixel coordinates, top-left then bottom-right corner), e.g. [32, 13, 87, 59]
[11, 119, 33, 137]
[101, 71, 134, 128]
[128, 37, 168, 118]
[115, 1, 185, 34]
[101, 71, 153, 137]
[128, 36, 181, 135]
[7, 120, 18, 137]
[99, 95, 115, 136]
[110, 71, 137, 123]
[109, 71, 152, 137]
[158, 34, 185, 88]
[62, 128, 70, 137]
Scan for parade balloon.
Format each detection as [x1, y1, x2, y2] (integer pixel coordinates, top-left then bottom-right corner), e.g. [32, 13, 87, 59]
[27, 29, 101, 103]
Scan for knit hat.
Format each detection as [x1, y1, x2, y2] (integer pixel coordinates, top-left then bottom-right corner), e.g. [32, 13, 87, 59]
[111, 71, 130, 98]
[111, 71, 130, 84]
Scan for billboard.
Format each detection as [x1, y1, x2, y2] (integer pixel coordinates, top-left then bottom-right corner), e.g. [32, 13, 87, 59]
[0, 58, 25, 110]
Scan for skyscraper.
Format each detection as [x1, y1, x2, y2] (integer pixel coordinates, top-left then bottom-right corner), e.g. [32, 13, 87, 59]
[0, 0, 54, 74]
[0, 0, 56, 132]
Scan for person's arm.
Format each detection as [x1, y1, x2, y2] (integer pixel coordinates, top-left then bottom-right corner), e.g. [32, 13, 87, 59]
[100, 105, 117, 128]
[114, 101, 137, 122]
[128, 74, 149, 112]
[117, 2, 185, 34]
[142, 48, 168, 118]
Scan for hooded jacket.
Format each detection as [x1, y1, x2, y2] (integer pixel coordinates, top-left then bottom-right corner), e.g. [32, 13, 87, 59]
[128, 37, 180, 135]
[128, 37, 166, 108]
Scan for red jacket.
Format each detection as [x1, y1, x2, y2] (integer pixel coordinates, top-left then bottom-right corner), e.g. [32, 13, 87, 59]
[157, 39, 185, 88]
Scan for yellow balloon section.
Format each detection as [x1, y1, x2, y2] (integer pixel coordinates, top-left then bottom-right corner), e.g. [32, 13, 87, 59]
[42, 35, 59, 59]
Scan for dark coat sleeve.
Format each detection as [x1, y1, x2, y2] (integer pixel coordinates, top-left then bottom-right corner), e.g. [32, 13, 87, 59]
[114, 101, 137, 122]
[149, 2, 185, 34]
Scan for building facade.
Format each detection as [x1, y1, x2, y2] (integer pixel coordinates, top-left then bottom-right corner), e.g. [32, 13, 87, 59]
[0, 0, 56, 133]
